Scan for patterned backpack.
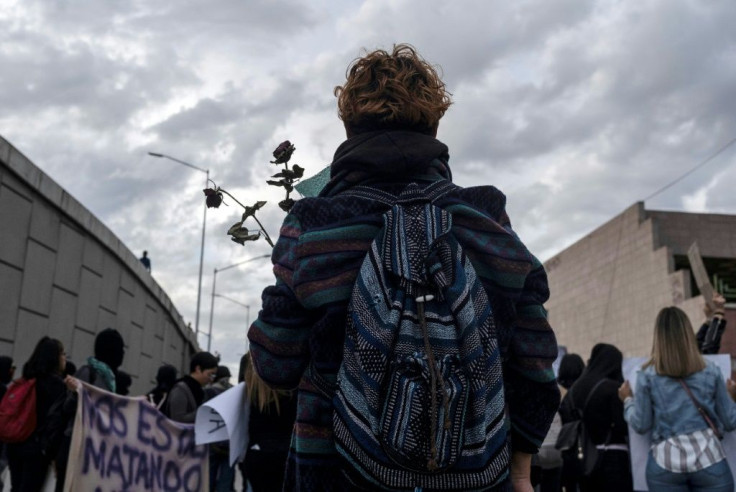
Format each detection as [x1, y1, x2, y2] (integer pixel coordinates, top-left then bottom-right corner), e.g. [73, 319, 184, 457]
[333, 181, 509, 491]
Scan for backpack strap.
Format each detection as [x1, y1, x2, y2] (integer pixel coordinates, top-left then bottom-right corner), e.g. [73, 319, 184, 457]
[582, 379, 607, 412]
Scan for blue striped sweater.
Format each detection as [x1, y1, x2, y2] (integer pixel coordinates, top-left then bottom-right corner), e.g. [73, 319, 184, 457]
[248, 130, 560, 491]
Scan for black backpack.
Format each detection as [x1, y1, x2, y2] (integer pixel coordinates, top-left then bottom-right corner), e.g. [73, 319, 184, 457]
[555, 380, 608, 476]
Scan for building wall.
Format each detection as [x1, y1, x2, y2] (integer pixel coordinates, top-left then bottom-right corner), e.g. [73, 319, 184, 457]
[0, 136, 198, 394]
[544, 202, 736, 361]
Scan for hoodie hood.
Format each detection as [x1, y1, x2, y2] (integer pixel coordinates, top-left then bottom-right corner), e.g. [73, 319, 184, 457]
[94, 328, 125, 371]
[320, 130, 452, 197]
[570, 343, 624, 409]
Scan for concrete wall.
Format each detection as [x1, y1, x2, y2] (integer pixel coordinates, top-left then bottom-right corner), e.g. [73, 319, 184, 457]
[0, 135, 199, 395]
[544, 202, 736, 362]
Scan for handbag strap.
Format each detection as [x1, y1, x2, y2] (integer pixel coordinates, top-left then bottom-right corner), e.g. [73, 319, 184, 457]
[582, 379, 607, 411]
[678, 378, 723, 439]
[582, 379, 614, 445]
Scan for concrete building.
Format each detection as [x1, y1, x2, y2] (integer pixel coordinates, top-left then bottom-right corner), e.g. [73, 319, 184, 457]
[544, 202, 736, 366]
[0, 135, 198, 394]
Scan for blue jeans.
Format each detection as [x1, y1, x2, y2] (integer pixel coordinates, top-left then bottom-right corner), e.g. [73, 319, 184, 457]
[646, 454, 734, 492]
[210, 452, 235, 492]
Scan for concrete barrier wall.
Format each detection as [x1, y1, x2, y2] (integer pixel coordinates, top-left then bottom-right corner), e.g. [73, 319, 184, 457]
[0, 135, 198, 395]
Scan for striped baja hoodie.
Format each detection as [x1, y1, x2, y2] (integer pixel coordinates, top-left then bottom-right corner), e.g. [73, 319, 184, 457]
[248, 130, 560, 491]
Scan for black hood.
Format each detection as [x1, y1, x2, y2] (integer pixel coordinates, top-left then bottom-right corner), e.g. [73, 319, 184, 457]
[156, 364, 178, 390]
[94, 328, 125, 371]
[320, 130, 452, 197]
[570, 343, 624, 408]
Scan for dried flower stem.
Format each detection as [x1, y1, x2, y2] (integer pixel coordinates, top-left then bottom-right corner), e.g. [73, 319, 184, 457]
[219, 189, 275, 247]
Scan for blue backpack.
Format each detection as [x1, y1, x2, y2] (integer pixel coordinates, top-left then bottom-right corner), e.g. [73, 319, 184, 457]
[333, 182, 509, 491]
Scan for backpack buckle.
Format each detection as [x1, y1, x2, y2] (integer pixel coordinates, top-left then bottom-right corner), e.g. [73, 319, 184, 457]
[415, 294, 434, 303]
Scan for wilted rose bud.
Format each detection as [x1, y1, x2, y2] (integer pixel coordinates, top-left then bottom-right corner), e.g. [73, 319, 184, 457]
[271, 140, 295, 164]
[203, 188, 223, 208]
[278, 198, 295, 212]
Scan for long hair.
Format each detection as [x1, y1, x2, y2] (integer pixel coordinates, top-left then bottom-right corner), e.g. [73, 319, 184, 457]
[22, 336, 64, 379]
[244, 352, 290, 414]
[644, 306, 706, 377]
[335, 43, 452, 136]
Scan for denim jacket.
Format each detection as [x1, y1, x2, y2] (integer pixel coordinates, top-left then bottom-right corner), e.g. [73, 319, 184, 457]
[624, 361, 736, 442]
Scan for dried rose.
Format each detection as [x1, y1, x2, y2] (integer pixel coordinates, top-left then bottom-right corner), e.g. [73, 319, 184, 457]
[271, 141, 295, 164]
[203, 188, 223, 208]
[278, 198, 295, 212]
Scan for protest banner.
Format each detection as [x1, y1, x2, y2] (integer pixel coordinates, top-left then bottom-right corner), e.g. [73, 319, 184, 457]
[194, 381, 250, 466]
[194, 383, 250, 466]
[688, 241, 715, 309]
[623, 355, 736, 491]
[64, 382, 209, 492]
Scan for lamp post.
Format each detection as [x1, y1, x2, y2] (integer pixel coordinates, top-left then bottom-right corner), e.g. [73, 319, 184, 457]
[148, 152, 209, 342]
[207, 254, 270, 351]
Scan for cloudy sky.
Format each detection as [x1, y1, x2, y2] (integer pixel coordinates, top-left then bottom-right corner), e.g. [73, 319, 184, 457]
[2, 0, 735, 372]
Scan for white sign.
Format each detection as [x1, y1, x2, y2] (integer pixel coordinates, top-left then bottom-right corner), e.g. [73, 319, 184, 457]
[623, 355, 736, 491]
[64, 382, 209, 492]
[195, 382, 250, 466]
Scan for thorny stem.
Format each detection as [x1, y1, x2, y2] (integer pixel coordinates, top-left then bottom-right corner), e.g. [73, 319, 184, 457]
[218, 188, 275, 247]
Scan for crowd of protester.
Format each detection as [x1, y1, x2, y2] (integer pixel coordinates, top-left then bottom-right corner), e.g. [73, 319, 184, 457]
[0, 325, 298, 492]
[543, 293, 735, 492]
[2, 304, 732, 492]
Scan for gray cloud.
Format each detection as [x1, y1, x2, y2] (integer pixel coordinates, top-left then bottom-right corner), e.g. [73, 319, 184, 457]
[2, 0, 735, 370]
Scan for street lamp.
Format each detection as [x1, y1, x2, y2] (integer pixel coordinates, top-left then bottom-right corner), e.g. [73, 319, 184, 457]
[207, 254, 270, 351]
[148, 152, 209, 342]
[211, 296, 250, 354]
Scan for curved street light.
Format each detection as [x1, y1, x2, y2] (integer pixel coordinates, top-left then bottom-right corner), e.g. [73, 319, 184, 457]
[207, 254, 270, 351]
[148, 152, 209, 341]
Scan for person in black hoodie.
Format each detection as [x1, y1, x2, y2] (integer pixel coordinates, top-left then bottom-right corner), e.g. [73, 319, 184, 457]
[568, 343, 632, 492]
[557, 353, 586, 492]
[147, 364, 178, 410]
[6, 337, 67, 492]
[75, 328, 125, 392]
[55, 328, 126, 492]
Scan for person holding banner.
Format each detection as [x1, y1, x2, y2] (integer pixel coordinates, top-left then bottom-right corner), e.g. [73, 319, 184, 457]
[697, 292, 727, 355]
[5, 337, 67, 492]
[619, 306, 736, 492]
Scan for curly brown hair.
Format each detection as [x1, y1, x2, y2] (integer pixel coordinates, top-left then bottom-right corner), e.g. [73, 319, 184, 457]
[335, 44, 452, 136]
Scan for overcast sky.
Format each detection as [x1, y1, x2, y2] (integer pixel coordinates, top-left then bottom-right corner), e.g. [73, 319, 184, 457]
[2, 0, 735, 373]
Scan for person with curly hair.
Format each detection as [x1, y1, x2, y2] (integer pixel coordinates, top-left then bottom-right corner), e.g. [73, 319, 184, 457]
[248, 43, 559, 491]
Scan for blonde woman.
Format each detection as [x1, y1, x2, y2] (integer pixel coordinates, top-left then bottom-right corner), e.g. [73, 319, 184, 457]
[619, 306, 736, 491]
[243, 353, 297, 492]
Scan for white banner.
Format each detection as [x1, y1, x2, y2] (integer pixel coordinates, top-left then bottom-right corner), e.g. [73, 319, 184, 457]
[623, 355, 736, 491]
[64, 382, 209, 492]
[194, 382, 250, 466]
